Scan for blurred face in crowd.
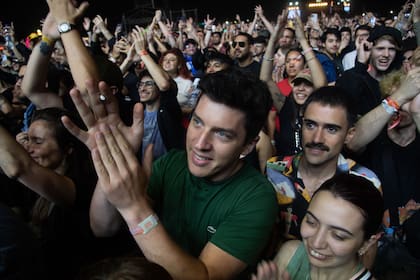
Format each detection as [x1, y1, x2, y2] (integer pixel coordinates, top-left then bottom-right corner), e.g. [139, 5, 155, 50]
[341, 31, 351, 43]
[161, 53, 179, 75]
[211, 33, 221, 45]
[278, 28, 295, 49]
[232, 35, 251, 60]
[184, 43, 197, 56]
[205, 59, 229, 74]
[285, 50, 305, 79]
[370, 37, 397, 73]
[138, 75, 159, 105]
[301, 190, 366, 270]
[402, 49, 414, 74]
[253, 43, 266, 57]
[302, 102, 354, 168]
[27, 120, 67, 171]
[323, 34, 340, 56]
[13, 65, 26, 99]
[292, 80, 314, 105]
[355, 29, 370, 45]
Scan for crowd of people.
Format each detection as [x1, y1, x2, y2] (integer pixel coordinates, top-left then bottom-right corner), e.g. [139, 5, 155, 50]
[0, 0, 419, 279]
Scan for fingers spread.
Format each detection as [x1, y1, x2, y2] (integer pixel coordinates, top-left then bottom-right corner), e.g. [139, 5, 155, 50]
[61, 115, 88, 144]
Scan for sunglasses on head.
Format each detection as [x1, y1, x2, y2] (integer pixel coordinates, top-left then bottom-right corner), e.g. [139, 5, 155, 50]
[232, 41, 246, 48]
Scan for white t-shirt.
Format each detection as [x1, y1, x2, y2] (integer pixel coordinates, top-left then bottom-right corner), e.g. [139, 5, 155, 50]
[174, 76, 193, 107]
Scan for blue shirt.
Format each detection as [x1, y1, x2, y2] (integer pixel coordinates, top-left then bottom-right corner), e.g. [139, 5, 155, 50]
[142, 110, 166, 160]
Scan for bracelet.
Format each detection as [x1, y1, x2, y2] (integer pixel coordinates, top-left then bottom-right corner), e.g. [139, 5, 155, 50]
[41, 35, 54, 47]
[302, 48, 313, 55]
[139, 49, 149, 56]
[39, 36, 54, 56]
[130, 213, 159, 236]
[263, 55, 274, 61]
[381, 97, 400, 115]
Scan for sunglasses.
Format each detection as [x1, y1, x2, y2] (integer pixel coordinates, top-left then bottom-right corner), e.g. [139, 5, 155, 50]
[232, 41, 246, 48]
[137, 80, 155, 88]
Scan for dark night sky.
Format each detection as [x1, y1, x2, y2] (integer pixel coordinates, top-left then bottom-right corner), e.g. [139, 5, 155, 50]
[2, 0, 409, 40]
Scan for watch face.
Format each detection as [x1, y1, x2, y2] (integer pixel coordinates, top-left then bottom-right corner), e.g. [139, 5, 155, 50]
[58, 23, 71, 33]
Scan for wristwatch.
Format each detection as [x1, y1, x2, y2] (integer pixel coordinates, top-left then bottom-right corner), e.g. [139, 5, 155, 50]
[57, 22, 77, 34]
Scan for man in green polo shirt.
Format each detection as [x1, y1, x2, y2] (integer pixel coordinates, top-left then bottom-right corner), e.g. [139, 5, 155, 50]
[70, 69, 277, 279]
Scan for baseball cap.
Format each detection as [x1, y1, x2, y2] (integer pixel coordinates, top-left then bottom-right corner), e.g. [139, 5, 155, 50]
[292, 68, 313, 85]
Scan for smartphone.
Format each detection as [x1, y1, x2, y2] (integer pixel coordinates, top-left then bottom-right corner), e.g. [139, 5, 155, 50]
[370, 17, 376, 25]
[288, 10, 297, 20]
[311, 13, 318, 23]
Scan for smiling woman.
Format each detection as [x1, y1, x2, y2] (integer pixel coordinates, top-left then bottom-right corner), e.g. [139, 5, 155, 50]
[0, 107, 97, 279]
[252, 173, 384, 280]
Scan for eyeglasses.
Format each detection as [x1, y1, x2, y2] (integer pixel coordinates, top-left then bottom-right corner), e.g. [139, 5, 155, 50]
[232, 41, 246, 48]
[137, 80, 155, 88]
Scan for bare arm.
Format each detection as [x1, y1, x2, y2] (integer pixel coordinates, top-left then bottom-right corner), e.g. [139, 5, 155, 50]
[132, 26, 171, 91]
[21, 12, 63, 109]
[255, 5, 274, 34]
[260, 12, 287, 112]
[346, 67, 420, 152]
[155, 10, 176, 48]
[294, 16, 327, 88]
[62, 79, 144, 237]
[0, 125, 75, 206]
[46, 0, 100, 94]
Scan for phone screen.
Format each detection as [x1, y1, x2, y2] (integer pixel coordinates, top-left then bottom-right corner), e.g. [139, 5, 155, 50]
[288, 9, 300, 20]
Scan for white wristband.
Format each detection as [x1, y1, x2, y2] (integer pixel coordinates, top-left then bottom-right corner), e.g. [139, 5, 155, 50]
[130, 214, 159, 236]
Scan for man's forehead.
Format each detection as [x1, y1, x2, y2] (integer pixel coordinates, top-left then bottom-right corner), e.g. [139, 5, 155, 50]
[304, 102, 347, 120]
[374, 38, 397, 47]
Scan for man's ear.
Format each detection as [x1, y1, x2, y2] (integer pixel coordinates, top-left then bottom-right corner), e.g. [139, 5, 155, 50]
[240, 135, 260, 158]
[344, 126, 356, 145]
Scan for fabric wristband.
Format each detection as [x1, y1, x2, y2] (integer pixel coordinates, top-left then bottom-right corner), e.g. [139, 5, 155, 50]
[130, 214, 159, 236]
[139, 49, 149, 56]
[381, 97, 400, 115]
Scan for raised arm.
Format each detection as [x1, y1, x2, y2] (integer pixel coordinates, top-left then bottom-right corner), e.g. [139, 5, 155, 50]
[255, 5, 274, 34]
[132, 26, 171, 91]
[21, 12, 64, 109]
[294, 16, 327, 88]
[346, 67, 420, 152]
[62, 79, 144, 236]
[155, 10, 176, 48]
[259, 12, 287, 112]
[46, 0, 100, 94]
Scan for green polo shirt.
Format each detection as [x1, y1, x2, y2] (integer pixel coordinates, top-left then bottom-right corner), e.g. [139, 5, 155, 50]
[148, 150, 278, 265]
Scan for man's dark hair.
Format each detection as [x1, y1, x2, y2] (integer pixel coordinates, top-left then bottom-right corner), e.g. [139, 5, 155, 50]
[355, 24, 371, 35]
[321, 28, 341, 43]
[235, 32, 254, 45]
[302, 86, 357, 127]
[197, 68, 272, 143]
[253, 35, 267, 45]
